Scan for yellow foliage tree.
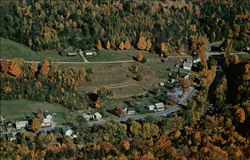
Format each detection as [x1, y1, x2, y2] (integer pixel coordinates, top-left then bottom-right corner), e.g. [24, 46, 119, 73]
[119, 42, 125, 50]
[106, 40, 111, 49]
[160, 42, 169, 53]
[137, 36, 147, 50]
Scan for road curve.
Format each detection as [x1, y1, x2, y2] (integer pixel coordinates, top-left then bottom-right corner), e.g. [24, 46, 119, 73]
[88, 87, 196, 126]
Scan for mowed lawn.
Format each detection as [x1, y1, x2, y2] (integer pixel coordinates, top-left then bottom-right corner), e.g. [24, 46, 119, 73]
[0, 37, 82, 62]
[1, 99, 69, 121]
[86, 49, 158, 62]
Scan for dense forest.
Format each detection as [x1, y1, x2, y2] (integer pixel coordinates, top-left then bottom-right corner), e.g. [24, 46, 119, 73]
[0, 0, 250, 54]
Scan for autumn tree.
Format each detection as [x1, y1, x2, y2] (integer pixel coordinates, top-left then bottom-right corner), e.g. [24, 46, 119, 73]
[124, 40, 131, 50]
[96, 40, 102, 50]
[137, 36, 147, 50]
[119, 42, 125, 50]
[236, 107, 245, 123]
[160, 42, 169, 56]
[40, 59, 50, 75]
[31, 118, 41, 131]
[95, 98, 103, 108]
[178, 78, 192, 91]
[137, 51, 143, 62]
[106, 40, 111, 49]
[8, 58, 23, 77]
[231, 55, 240, 64]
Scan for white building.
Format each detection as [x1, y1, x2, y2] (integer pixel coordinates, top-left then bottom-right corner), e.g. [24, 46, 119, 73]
[94, 112, 102, 120]
[146, 105, 155, 111]
[41, 114, 53, 127]
[155, 103, 165, 112]
[82, 113, 95, 121]
[183, 62, 193, 70]
[15, 121, 28, 130]
[85, 51, 97, 56]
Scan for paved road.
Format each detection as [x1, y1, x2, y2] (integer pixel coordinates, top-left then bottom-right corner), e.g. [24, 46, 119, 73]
[88, 87, 196, 126]
[207, 41, 224, 48]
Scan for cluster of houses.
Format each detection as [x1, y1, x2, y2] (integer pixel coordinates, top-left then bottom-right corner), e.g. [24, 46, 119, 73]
[82, 112, 102, 121]
[163, 56, 201, 71]
[0, 110, 80, 141]
[146, 102, 165, 112]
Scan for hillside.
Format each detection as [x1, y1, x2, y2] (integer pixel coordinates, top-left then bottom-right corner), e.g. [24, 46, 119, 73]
[0, 37, 82, 61]
[0, 0, 249, 55]
[0, 37, 41, 60]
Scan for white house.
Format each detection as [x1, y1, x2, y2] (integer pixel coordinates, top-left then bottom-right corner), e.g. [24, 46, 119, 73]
[146, 105, 155, 111]
[82, 113, 95, 121]
[155, 103, 165, 112]
[15, 121, 28, 130]
[183, 62, 193, 70]
[94, 112, 102, 120]
[85, 51, 97, 56]
[41, 118, 52, 127]
[61, 126, 73, 137]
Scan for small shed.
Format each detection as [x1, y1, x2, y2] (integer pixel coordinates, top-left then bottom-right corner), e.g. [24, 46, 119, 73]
[127, 108, 136, 115]
[85, 51, 97, 56]
[94, 112, 102, 120]
[146, 105, 155, 111]
[58, 50, 68, 56]
[67, 52, 77, 57]
[183, 62, 193, 70]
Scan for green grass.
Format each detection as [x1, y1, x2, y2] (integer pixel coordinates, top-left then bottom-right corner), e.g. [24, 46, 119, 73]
[86, 49, 157, 62]
[1, 99, 69, 121]
[0, 37, 82, 62]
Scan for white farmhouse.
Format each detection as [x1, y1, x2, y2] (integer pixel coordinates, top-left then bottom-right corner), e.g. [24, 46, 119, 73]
[15, 121, 28, 130]
[94, 112, 102, 120]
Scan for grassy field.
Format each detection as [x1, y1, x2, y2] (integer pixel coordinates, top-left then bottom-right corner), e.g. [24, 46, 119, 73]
[0, 37, 82, 62]
[1, 99, 68, 121]
[86, 49, 158, 62]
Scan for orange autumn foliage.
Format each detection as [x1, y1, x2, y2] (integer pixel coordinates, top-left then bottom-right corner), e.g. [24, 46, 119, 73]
[137, 52, 143, 62]
[40, 59, 50, 75]
[106, 40, 111, 49]
[96, 40, 102, 49]
[8, 59, 23, 76]
[124, 40, 131, 50]
[236, 107, 245, 123]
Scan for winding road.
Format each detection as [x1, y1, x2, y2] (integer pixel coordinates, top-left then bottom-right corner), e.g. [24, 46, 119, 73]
[88, 87, 196, 126]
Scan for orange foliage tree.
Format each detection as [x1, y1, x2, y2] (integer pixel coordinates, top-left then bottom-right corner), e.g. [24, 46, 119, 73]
[137, 51, 143, 62]
[96, 40, 102, 49]
[31, 118, 41, 131]
[8, 58, 23, 76]
[40, 59, 50, 75]
[124, 39, 131, 50]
